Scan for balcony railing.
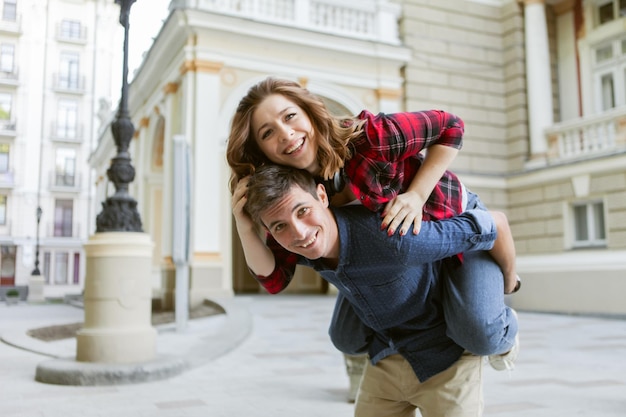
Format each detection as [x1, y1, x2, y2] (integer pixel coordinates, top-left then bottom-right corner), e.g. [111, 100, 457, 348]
[0, 119, 16, 136]
[46, 221, 81, 239]
[0, 170, 14, 188]
[0, 69, 18, 85]
[49, 171, 81, 192]
[0, 13, 21, 35]
[56, 24, 88, 44]
[171, 0, 401, 44]
[50, 123, 83, 143]
[0, 220, 10, 235]
[52, 74, 86, 93]
[546, 106, 626, 162]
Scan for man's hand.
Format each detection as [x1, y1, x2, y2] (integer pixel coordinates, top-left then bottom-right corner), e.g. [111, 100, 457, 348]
[381, 190, 425, 236]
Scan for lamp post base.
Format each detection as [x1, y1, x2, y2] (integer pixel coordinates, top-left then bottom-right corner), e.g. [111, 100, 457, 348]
[76, 232, 156, 363]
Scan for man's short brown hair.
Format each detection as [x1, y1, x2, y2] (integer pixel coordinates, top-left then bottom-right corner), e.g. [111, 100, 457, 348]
[245, 165, 320, 227]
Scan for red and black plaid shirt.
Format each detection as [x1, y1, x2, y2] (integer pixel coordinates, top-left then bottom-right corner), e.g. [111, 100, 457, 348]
[257, 110, 466, 293]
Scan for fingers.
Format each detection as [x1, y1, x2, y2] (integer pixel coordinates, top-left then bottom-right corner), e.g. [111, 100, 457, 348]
[381, 208, 420, 236]
[381, 193, 425, 236]
[231, 176, 250, 216]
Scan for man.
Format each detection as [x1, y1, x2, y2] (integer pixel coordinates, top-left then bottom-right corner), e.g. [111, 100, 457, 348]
[239, 165, 516, 416]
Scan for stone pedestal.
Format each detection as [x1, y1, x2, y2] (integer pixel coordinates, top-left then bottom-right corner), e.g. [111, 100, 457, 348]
[28, 274, 45, 302]
[76, 232, 156, 363]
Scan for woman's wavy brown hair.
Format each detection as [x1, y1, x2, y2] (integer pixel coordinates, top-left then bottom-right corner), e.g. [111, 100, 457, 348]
[226, 77, 364, 192]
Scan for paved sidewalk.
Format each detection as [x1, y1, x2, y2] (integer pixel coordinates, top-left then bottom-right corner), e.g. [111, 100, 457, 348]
[1, 294, 625, 416]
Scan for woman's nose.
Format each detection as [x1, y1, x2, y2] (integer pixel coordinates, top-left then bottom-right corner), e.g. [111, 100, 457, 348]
[278, 124, 294, 142]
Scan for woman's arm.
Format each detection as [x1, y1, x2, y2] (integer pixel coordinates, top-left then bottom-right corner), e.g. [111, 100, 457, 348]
[232, 176, 296, 293]
[488, 211, 519, 294]
[382, 144, 459, 236]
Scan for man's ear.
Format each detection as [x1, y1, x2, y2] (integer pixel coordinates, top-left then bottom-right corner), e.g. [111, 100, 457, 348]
[316, 183, 330, 208]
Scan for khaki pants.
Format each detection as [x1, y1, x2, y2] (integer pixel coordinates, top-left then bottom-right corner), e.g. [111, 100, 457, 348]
[355, 352, 483, 417]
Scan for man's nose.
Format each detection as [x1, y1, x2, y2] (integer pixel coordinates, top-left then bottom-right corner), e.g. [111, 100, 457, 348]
[291, 222, 307, 240]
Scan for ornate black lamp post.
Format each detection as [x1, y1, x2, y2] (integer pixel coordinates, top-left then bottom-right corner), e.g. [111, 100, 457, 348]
[96, 0, 142, 232]
[32, 206, 43, 275]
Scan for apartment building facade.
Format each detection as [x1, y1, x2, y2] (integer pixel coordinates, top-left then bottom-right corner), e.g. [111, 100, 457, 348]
[90, 0, 626, 315]
[0, 0, 122, 297]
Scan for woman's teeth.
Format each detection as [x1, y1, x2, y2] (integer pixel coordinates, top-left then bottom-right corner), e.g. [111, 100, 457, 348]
[285, 138, 304, 154]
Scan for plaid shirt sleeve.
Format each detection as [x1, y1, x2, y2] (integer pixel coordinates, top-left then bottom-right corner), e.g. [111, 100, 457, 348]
[251, 233, 299, 294]
[345, 110, 465, 218]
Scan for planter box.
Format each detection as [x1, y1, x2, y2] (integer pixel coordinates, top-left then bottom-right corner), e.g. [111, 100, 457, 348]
[0, 285, 29, 302]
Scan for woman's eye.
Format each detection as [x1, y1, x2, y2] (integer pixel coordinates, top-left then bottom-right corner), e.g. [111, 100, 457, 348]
[273, 224, 284, 233]
[285, 112, 296, 121]
[260, 129, 272, 140]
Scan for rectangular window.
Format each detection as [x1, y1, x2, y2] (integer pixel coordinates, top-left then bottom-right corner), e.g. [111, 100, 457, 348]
[0, 195, 6, 225]
[601, 73, 615, 110]
[599, 1, 615, 24]
[55, 148, 76, 186]
[57, 100, 78, 139]
[54, 252, 69, 284]
[573, 201, 606, 247]
[2, 0, 16, 21]
[43, 252, 51, 284]
[0, 143, 8, 172]
[59, 52, 80, 89]
[73, 253, 80, 284]
[60, 20, 81, 39]
[593, 35, 626, 111]
[0, 245, 15, 285]
[0, 44, 14, 73]
[0, 93, 11, 120]
[596, 45, 613, 63]
[54, 199, 73, 237]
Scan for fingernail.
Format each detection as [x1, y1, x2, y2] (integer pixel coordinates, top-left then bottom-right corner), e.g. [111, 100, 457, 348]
[381, 223, 387, 230]
[388, 229, 394, 236]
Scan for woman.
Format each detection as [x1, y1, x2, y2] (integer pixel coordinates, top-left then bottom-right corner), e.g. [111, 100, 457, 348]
[227, 77, 519, 368]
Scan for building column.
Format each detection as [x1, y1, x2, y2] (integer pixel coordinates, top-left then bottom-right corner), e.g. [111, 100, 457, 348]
[180, 56, 234, 307]
[522, 0, 553, 162]
[158, 84, 179, 310]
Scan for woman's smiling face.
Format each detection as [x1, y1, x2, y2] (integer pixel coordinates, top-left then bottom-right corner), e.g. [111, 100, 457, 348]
[251, 94, 320, 175]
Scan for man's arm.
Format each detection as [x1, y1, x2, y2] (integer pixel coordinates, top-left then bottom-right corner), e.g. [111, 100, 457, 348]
[336, 206, 497, 267]
[395, 209, 498, 265]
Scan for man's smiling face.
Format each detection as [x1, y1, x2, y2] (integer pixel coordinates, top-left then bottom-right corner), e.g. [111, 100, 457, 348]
[260, 183, 339, 262]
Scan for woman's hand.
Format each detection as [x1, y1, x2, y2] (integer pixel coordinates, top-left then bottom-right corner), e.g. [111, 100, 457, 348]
[381, 190, 425, 236]
[231, 176, 256, 234]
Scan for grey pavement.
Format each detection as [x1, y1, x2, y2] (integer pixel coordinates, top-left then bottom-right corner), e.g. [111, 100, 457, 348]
[1, 294, 625, 416]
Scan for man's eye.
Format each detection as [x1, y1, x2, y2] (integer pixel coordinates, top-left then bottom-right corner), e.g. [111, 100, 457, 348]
[273, 224, 284, 233]
[298, 207, 309, 217]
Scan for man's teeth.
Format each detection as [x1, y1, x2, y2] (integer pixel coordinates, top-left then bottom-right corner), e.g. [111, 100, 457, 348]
[301, 234, 316, 248]
[285, 138, 304, 154]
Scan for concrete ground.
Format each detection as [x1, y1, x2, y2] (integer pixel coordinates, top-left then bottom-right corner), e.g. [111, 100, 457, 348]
[1, 294, 625, 416]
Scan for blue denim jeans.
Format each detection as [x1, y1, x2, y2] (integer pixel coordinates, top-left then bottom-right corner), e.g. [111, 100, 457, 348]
[328, 190, 518, 356]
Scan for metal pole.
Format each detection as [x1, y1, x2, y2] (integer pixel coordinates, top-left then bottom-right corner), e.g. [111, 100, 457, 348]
[32, 206, 42, 275]
[95, 0, 142, 232]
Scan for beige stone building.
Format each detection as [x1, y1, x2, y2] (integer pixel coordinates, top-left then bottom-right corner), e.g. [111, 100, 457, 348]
[91, 0, 626, 315]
